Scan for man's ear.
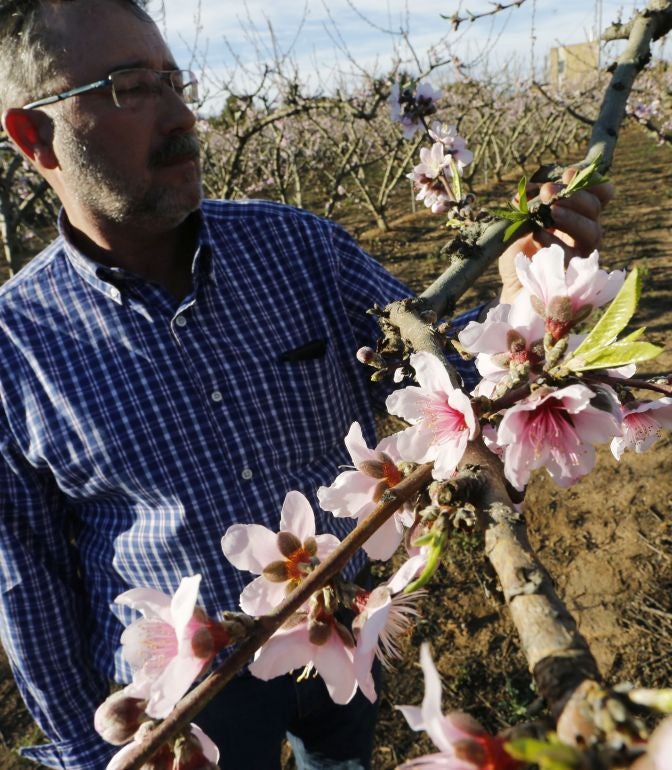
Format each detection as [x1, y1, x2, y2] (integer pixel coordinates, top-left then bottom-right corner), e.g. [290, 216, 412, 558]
[2, 108, 58, 169]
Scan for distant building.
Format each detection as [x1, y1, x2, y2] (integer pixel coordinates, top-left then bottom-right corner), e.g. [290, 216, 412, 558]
[549, 41, 599, 87]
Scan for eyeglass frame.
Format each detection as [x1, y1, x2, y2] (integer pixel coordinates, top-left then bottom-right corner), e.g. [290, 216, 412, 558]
[22, 68, 198, 110]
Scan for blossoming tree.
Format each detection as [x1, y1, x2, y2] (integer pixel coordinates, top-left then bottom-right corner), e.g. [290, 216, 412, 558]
[95, 1, 672, 769]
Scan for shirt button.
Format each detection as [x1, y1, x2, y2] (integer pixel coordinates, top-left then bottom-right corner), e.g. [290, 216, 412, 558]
[241, 468, 253, 480]
[109, 288, 120, 300]
[211, 390, 223, 402]
[175, 315, 187, 327]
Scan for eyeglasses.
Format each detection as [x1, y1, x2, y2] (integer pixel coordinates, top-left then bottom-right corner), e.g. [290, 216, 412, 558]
[23, 68, 199, 110]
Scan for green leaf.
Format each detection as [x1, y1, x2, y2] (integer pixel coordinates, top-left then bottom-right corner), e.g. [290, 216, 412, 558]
[505, 737, 582, 769]
[618, 326, 646, 344]
[448, 157, 463, 203]
[517, 176, 529, 213]
[503, 218, 528, 242]
[571, 339, 663, 371]
[404, 533, 445, 593]
[562, 154, 608, 196]
[569, 268, 642, 364]
[492, 208, 528, 221]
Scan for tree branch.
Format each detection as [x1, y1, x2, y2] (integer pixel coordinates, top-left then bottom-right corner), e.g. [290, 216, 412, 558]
[116, 464, 434, 770]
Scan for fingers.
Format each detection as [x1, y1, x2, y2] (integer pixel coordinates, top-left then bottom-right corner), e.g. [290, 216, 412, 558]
[546, 204, 604, 254]
[536, 180, 609, 255]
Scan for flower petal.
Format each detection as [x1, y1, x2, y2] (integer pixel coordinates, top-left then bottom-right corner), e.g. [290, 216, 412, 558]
[145, 654, 207, 718]
[221, 523, 280, 574]
[314, 637, 358, 705]
[115, 587, 173, 623]
[239, 576, 286, 616]
[170, 575, 201, 645]
[250, 624, 313, 680]
[279, 491, 316, 541]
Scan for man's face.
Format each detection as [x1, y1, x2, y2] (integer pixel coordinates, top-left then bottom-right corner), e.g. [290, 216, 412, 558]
[44, 0, 202, 232]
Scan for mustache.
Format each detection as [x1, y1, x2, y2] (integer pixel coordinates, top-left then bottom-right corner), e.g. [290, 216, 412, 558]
[150, 133, 200, 167]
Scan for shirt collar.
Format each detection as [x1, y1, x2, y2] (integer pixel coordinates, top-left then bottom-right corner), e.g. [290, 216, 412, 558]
[57, 208, 216, 303]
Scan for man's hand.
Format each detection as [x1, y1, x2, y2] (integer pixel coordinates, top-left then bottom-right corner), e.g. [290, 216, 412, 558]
[498, 169, 615, 305]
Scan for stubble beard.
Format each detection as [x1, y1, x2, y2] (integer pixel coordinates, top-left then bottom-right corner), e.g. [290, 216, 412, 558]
[57, 118, 203, 231]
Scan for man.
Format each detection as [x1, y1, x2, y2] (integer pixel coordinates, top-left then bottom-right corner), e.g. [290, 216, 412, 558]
[0, 1, 611, 768]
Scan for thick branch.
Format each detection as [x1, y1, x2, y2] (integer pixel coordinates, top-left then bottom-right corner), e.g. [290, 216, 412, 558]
[418, 218, 510, 318]
[116, 464, 433, 770]
[464, 441, 602, 718]
[587, 0, 672, 172]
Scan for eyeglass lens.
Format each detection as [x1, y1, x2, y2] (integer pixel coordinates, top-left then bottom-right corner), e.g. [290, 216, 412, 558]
[110, 69, 198, 108]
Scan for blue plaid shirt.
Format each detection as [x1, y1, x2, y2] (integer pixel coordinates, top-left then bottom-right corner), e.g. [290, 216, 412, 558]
[0, 199, 480, 769]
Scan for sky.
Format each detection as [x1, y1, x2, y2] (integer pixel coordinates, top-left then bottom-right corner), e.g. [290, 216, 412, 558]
[152, 1, 668, 110]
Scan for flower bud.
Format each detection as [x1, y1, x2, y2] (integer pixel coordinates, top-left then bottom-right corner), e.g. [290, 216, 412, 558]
[94, 689, 148, 745]
[356, 346, 384, 367]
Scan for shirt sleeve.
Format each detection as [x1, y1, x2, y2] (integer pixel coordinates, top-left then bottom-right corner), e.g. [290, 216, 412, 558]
[0, 429, 117, 769]
[329, 223, 482, 394]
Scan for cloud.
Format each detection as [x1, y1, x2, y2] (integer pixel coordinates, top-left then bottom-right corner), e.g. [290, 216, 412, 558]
[157, 0, 655, 89]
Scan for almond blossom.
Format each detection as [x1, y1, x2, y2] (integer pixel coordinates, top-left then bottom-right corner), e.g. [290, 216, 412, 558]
[514, 246, 625, 340]
[249, 606, 358, 705]
[408, 143, 455, 214]
[457, 300, 545, 396]
[386, 351, 478, 480]
[389, 81, 441, 139]
[397, 644, 521, 770]
[611, 397, 672, 460]
[497, 383, 622, 491]
[317, 422, 414, 560]
[116, 575, 230, 719]
[352, 561, 427, 703]
[221, 491, 340, 616]
[427, 122, 474, 170]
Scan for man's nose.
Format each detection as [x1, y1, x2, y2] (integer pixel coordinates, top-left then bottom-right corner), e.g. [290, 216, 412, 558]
[159, 87, 197, 134]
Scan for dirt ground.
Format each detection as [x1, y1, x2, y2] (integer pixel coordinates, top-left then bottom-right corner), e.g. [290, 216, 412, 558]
[0, 125, 671, 769]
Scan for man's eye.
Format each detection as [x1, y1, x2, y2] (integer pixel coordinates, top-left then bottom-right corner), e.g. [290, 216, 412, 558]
[125, 82, 159, 95]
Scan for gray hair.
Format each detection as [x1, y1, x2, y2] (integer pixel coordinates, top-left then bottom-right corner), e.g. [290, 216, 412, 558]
[0, 0, 151, 113]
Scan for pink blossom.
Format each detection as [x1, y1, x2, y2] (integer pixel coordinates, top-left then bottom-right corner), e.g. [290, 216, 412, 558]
[105, 722, 219, 770]
[411, 143, 453, 181]
[611, 398, 672, 460]
[94, 686, 148, 745]
[249, 613, 358, 705]
[414, 180, 454, 214]
[352, 563, 426, 703]
[647, 716, 672, 770]
[317, 422, 414, 560]
[116, 575, 227, 719]
[389, 81, 441, 139]
[427, 122, 473, 169]
[397, 644, 521, 769]
[221, 491, 341, 615]
[514, 246, 625, 340]
[407, 143, 456, 214]
[497, 384, 621, 491]
[457, 299, 545, 396]
[386, 352, 478, 480]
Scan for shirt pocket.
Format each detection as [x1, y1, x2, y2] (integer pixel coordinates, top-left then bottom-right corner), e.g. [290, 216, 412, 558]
[258, 336, 355, 468]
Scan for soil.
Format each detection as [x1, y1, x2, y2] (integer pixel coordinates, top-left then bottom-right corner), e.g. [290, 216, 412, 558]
[1, 125, 671, 769]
